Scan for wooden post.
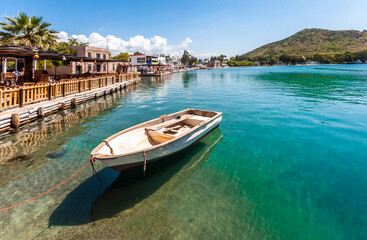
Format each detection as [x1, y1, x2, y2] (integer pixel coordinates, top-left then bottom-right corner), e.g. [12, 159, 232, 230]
[79, 80, 81, 93]
[48, 84, 52, 100]
[11, 113, 20, 129]
[62, 83, 66, 97]
[38, 107, 45, 118]
[0, 90, 2, 110]
[59, 102, 65, 110]
[89, 79, 92, 90]
[71, 98, 77, 108]
[24, 57, 33, 82]
[98, 78, 101, 88]
[19, 88, 24, 107]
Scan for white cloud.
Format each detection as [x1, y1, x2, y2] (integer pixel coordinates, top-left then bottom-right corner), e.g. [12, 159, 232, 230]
[56, 31, 193, 57]
[57, 31, 69, 42]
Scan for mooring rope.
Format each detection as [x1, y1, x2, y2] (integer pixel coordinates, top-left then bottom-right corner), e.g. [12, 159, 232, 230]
[143, 151, 147, 175]
[90, 156, 103, 198]
[0, 157, 100, 213]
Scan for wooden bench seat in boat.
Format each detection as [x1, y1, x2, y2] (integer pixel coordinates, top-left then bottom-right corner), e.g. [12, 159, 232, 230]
[145, 117, 207, 145]
[145, 129, 175, 145]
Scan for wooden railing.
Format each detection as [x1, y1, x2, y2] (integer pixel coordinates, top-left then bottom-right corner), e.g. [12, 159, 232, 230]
[79, 79, 90, 92]
[51, 83, 63, 98]
[106, 76, 113, 86]
[64, 80, 79, 96]
[90, 78, 100, 90]
[22, 84, 49, 105]
[0, 73, 138, 110]
[0, 88, 20, 109]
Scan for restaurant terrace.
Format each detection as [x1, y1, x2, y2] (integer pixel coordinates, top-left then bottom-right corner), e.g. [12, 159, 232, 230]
[0, 43, 140, 128]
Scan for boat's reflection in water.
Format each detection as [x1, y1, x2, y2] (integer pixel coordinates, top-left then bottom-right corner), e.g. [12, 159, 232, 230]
[89, 128, 223, 222]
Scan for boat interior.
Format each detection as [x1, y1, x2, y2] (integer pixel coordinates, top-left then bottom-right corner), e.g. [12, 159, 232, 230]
[96, 109, 219, 156]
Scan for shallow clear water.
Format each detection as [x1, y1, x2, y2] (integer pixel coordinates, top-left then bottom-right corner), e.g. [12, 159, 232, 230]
[1, 65, 367, 239]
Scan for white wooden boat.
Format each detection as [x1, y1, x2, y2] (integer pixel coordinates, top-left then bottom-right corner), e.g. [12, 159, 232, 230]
[91, 108, 222, 171]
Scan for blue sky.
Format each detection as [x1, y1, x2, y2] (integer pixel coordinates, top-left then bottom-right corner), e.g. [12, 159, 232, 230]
[1, 0, 367, 58]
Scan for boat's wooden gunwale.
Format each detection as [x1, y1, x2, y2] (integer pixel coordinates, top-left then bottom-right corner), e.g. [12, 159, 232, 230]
[92, 108, 222, 159]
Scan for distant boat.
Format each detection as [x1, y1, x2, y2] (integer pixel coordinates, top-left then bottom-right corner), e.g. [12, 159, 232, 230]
[91, 108, 222, 171]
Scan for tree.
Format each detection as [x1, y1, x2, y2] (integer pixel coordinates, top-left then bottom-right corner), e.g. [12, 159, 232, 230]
[112, 52, 130, 61]
[210, 56, 218, 61]
[0, 12, 58, 49]
[55, 38, 87, 55]
[188, 56, 198, 66]
[181, 50, 198, 66]
[55, 42, 76, 55]
[134, 51, 142, 55]
[218, 54, 227, 63]
[68, 38, 88, 47]
[116, 63, 123, 73]
[269, 57, 278, 65]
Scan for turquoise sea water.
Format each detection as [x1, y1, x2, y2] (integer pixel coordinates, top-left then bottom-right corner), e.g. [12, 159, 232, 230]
[0, 65, 367, 239]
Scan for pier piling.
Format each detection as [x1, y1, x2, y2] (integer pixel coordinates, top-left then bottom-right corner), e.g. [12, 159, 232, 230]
[59, 102, 65, 111]
[38, 107, 45, 118]
[11, 113, 20, 129]
[71, 98, 77, 108]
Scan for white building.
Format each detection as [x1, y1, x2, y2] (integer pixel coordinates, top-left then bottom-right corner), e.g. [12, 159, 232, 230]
[129, 54, 159, 66]
[130, 53, 173, 73]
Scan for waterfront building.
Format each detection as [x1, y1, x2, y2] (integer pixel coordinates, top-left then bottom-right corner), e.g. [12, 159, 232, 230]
[208, 60, 221, 68]
[130, 53, 170, 73]
[72, 46, 136, 74]
[130, 53, 158, 66]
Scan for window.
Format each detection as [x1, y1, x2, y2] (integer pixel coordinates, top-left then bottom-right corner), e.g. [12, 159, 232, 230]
[97, 64, 101, 72]
[88, 64, 92, 71]
[103, 64, 106, 71]
[113, 64, 115, 71]
[103, 54, 106, 60]
[97, 53, 100, 59]
[88, 52, 91, 58]
[137, 57, 145, 63]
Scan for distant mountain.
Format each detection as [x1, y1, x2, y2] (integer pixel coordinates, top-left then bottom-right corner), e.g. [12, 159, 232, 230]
[243, 28, 367, 58]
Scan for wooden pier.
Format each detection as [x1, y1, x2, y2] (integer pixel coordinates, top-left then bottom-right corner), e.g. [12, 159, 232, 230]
[0, 73, 140, 132]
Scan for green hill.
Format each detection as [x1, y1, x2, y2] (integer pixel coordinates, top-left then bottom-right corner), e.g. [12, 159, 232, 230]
[244, 28, 367, 58]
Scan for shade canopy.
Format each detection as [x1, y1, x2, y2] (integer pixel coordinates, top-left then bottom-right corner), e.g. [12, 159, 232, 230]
[0, 43, 124, 63]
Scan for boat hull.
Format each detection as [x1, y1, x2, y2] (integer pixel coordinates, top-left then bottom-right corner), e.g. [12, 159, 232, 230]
[96, 115, 222, 172]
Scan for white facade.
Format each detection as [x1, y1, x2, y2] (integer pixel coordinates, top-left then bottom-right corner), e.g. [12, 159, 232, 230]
[129, 54, 159, 66]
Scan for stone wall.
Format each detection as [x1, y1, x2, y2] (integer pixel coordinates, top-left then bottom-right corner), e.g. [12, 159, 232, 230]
[74, 46, 110, 59]
[46, 66, 73, 75]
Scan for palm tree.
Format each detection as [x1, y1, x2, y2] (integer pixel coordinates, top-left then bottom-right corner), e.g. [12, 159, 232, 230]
[0, 12, 59, 50]
[68, 37, 88, 46]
